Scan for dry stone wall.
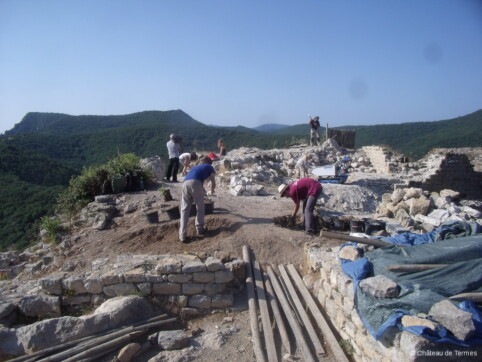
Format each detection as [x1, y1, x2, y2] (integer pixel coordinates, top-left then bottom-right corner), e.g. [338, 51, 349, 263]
[361, 146, 400, 174]
[303, 245, 482, 362]
[0, 254, 245, 326]
[408, 153, 482, 199]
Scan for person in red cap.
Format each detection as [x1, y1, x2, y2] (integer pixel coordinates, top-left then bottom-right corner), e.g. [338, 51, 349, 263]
[278, 178, 322, 235]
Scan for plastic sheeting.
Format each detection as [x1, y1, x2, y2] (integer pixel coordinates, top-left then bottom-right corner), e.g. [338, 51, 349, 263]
[339, 229, 482, 346]
[377, 220, 481, 246]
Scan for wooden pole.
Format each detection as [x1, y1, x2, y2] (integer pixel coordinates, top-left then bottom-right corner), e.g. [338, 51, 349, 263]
[62, 331, 146, 362]
[13, 314, 169, 362]
[278, 265, 325, 357]
[320, 231, 393, 248]
[449, 292, 482, 303]
[287, 264, 350, 362]
[243, 246, 267, 362]
[253, 261, 278, 362]
[386, 264, 449, 272]
[38, 317, 177, 362]
[267, 266, 315, 362]
[264, 271, 293, 356]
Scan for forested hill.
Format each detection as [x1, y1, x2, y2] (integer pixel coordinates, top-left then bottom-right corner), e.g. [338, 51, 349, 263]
[353, 109, 482, 159]
[270, 109, 482, 159]
[2, 111, 300, 169]
[6, 110, 204, 136]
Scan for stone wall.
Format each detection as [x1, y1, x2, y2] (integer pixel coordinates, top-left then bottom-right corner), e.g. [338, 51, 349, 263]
[1, 254, 245, 325]
[361, 146, 399, 174]
[303, 245, 481, 362]
[408, 153, 482, 199]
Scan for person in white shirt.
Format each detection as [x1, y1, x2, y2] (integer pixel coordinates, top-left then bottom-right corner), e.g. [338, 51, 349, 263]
[296, 152, 310, 178]
[165, 134, 181, 182]
[179, 152, 198, 176]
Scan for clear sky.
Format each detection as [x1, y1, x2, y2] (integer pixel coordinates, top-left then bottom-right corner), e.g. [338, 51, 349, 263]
[1, 0, 481, 133]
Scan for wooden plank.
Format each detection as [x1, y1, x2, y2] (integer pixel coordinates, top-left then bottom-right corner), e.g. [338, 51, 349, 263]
[243, 246, 267, 362]
[264, 271, 293, 356]
[386, 264, 449, 272]
[267, 266, 315, 362]
[287, 264, 350, 362]
[320, 230, 392, 247]
[253, 261, 278, 362]
[278, 265, 325, 357]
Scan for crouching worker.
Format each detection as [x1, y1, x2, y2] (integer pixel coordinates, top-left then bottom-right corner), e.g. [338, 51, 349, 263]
[179, 157, 216, 243]
[179, 152, 198, 176]
[278, 178, 322, 235]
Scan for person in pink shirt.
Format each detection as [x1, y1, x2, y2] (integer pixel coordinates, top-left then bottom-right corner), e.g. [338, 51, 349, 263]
[278, 178, 323, 235]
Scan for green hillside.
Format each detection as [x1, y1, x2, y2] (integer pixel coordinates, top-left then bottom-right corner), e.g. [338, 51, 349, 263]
[271, 109, 482, 159]
[0, 144, 73, 250]
[0, 111, 303, 251]
[353, 109, 482, 159]
[0, 108, 480, 251]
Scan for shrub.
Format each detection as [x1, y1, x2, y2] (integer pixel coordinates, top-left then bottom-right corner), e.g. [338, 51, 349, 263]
[40, 216, 65, 243]
[55, 153, 152, 216]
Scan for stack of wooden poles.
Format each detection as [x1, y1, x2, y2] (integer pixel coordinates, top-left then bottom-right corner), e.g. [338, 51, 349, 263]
[243, 245, 349, 362]
[10, 315, 177, 362]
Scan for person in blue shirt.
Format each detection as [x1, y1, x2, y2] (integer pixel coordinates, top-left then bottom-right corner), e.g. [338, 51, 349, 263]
[179, 157, 216, 242]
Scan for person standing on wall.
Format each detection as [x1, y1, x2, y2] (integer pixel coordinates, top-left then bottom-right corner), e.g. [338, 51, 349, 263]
[164, 134, 181, 182]
[278, 177, 322, 235]
[179, 156, 216, 243]
[309, 115, 321, 146]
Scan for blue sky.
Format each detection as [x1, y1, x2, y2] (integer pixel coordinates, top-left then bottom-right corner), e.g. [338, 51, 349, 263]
[1, 0, 481, 133]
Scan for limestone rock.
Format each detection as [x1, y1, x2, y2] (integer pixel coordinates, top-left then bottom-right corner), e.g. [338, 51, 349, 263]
[155, 258, 183, 274]
[338, 245, 361, 261]
[359, 275, 399, 298]
[117, 342, 141, 362]
[91, 296, 156, 326]
[156, 330, 190, 350]
[18, 295, 61, 318]
[407, 197, 430, 216]
[429, 300, 475, 341]
[440, 189, 461, 200]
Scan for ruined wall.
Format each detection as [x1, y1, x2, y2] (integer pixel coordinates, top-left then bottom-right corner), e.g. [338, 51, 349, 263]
[361, 146, 398, 174]
[303, 245, 481, 362]
[409, 153, 482, 199]
[1, 255, 245, 324]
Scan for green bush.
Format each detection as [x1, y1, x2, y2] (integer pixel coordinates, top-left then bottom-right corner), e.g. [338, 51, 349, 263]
[56, 153, 153, 216]
[40, 216, 65, 243]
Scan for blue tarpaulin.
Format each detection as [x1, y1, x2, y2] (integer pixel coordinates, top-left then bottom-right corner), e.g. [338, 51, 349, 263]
[339, 221, 482, 346]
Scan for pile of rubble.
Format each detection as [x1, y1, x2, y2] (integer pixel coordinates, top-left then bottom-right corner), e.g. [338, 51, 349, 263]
[217, 140, 356, 196]
[375, 187, 482, 232]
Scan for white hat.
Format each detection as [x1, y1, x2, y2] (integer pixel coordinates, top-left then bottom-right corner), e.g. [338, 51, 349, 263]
[278, 184, 289, 196]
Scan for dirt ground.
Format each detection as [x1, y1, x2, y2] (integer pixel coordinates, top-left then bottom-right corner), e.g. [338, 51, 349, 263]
[63, 180, 341, 273]
[51, 181, 344, 361]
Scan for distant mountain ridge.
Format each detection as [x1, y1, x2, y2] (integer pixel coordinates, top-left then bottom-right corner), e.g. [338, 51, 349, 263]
[6, 110, 203, 136]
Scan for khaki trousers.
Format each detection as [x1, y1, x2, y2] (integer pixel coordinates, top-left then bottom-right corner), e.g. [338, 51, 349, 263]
[179, 179, 205, 240]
